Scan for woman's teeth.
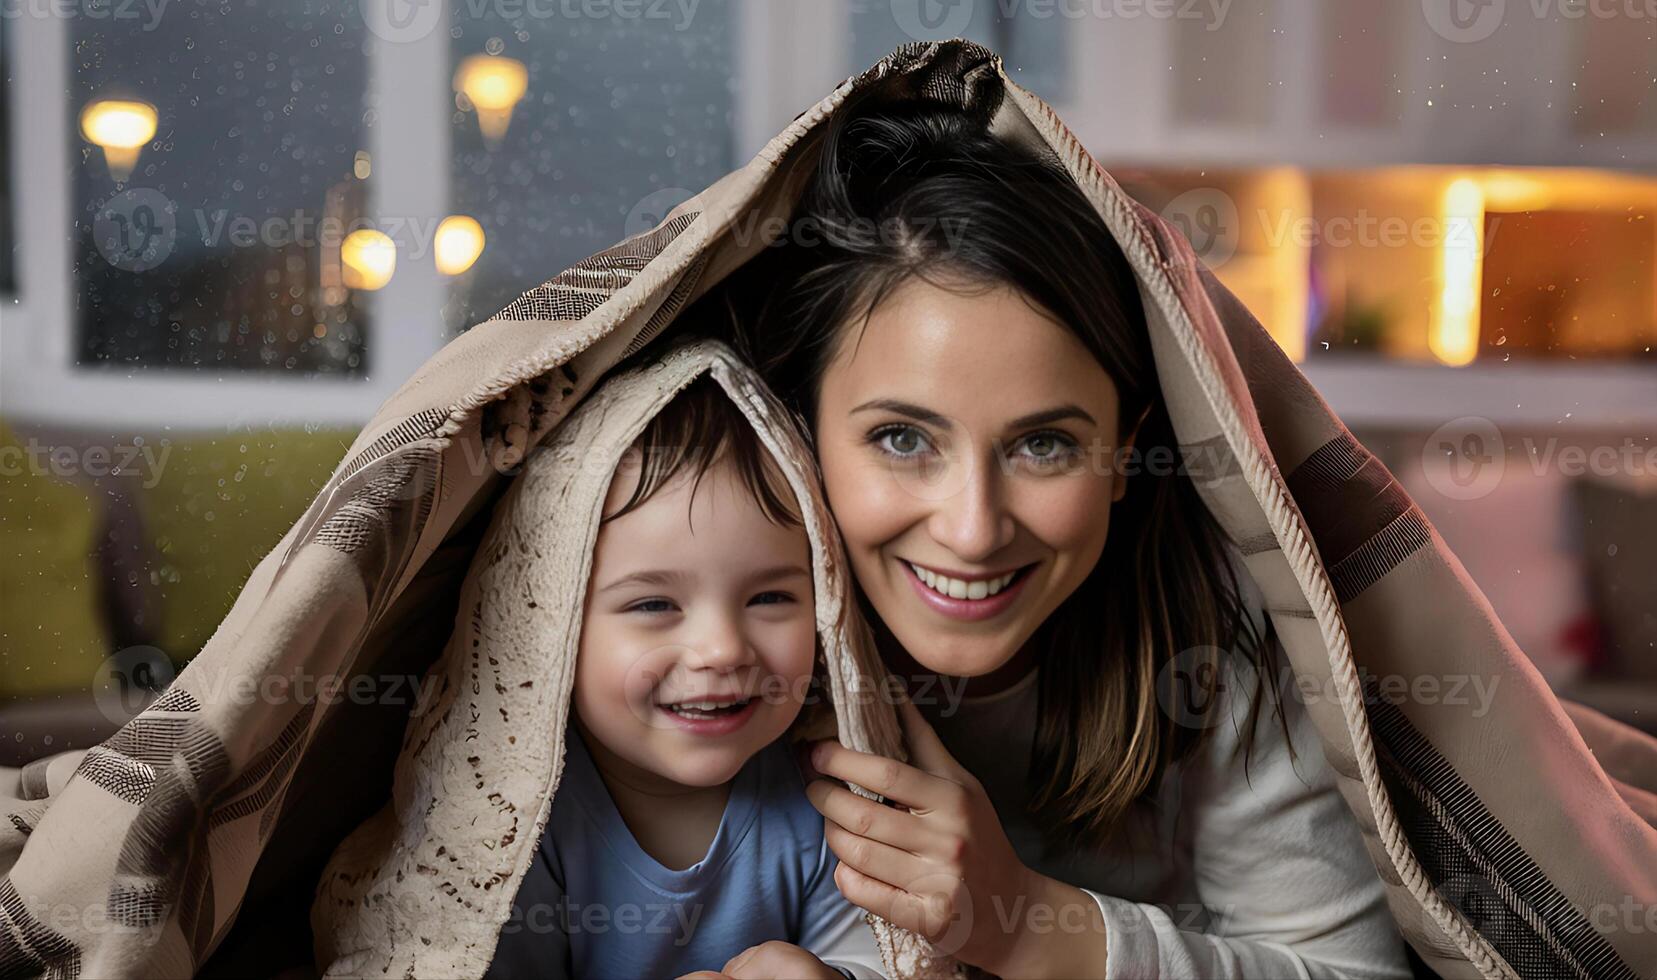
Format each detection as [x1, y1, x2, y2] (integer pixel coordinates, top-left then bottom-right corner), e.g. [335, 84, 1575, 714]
[906, 561, 1019, 600]
[664, 700, 749, 719]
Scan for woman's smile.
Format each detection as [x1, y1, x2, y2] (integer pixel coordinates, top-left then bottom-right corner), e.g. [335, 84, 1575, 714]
[898, 557, 1040, 622]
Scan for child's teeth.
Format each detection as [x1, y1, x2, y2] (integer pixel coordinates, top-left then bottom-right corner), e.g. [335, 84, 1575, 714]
[667, 699, 748, 718]
[907, 562, 1018, 600]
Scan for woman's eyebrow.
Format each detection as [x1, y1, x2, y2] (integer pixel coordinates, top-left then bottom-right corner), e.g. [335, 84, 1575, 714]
[1007, 404, 1098, 429]
[849, 398, 1097, 429]
[850, 398, 951, 427]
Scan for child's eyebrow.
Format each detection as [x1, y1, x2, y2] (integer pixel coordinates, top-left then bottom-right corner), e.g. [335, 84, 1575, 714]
[598, 563, 812, 595]
[597, 569, 693, 594]
[743, 563, 813, 587]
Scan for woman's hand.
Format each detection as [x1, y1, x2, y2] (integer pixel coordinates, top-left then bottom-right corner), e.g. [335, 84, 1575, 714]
[804, 699, 1107, 978]
[675, 940, 846, 979]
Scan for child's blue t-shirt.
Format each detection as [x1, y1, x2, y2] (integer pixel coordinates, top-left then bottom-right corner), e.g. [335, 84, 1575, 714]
[484, 725, 885, 980]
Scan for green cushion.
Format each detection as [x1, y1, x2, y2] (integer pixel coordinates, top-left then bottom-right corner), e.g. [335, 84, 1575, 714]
[139, 430, 353, 662]
[0, 422, 109, 697]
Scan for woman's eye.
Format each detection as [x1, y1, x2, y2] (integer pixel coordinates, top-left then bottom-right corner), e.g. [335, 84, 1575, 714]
[870, 424, 934, 459]
[1017, 431, 1081, 468]
[749, 591, 796, 606]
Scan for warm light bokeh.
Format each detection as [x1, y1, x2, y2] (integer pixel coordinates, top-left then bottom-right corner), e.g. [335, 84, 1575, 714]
[434, 215, 486, 276]
[341, 229, 397, 291]
[79, 98, 157, 181]
[454, 54, 528, 146]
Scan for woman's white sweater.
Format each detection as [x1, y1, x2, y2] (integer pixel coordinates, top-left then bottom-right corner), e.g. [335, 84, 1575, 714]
[922, 564, 1414, 979]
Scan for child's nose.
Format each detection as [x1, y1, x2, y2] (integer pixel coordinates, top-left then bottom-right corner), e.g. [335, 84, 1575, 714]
[686, 612, 754, 670]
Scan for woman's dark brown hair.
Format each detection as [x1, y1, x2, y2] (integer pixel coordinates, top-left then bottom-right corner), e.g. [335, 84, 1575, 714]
[679, 91, 1285, 846]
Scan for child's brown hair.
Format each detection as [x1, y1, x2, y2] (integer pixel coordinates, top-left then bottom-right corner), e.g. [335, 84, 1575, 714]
[603, 373, 803, 531]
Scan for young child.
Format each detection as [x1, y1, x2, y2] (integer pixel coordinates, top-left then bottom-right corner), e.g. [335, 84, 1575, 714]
[483, 367, 888, 980]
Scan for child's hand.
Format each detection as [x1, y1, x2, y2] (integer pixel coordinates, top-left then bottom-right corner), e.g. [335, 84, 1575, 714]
[674, 940, 846, 979]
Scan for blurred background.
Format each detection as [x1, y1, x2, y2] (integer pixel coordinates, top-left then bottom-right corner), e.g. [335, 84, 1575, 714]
[1, 0, 1653, 761]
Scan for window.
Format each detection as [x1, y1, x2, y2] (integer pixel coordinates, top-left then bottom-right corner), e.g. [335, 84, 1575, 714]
[71, 0, 371, 374]
[0, 14, 14, 297]
[447, 1, 738, 332]
[847, 0, 1069, 105]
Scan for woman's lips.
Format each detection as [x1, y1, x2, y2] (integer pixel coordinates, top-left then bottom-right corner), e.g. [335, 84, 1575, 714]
[899, 559, 1035, 622]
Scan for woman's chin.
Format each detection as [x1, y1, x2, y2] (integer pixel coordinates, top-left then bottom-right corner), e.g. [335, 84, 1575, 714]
[888, 627, 1030, 683]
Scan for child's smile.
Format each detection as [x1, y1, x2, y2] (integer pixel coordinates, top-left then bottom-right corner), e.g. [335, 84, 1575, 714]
[656, 695, 759, 734]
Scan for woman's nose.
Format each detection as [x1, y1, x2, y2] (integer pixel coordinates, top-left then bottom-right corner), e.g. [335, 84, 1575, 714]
[926, 454, 1015, 563]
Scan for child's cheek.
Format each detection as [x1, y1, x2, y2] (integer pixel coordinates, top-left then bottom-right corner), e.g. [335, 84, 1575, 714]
[763, 615, 820, 705]
[578, 616, 673, 731]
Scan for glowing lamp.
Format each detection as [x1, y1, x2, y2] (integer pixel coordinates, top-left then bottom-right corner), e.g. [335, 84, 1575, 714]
[80, 98, 157, 181]
[1432, 178, 1485, 367]
[454, 54, 528, 146]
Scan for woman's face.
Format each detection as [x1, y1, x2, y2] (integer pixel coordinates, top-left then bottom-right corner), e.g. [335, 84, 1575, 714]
[814, 276, 1134, 681]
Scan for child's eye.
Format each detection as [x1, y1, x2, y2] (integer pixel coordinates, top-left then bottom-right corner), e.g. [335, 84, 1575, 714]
[625, 598, 678, 614]
[749, 591, 796, 606]
[868, 424, 935, 460]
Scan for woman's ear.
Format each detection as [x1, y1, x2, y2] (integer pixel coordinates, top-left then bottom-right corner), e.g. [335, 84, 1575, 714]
[1111, 402, 1154, 504]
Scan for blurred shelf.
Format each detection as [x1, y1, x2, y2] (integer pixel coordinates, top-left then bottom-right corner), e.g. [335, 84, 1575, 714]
[1299, 357, 1657, 430]
[1556, 678, 1657, 737]
[0, 695, 119, 769]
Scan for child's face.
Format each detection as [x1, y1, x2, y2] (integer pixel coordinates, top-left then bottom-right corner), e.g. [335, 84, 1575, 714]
[574, 451, 817, 790]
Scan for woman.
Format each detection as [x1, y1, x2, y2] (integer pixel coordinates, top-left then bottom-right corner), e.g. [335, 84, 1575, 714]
[683, 90, 1413, 979]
